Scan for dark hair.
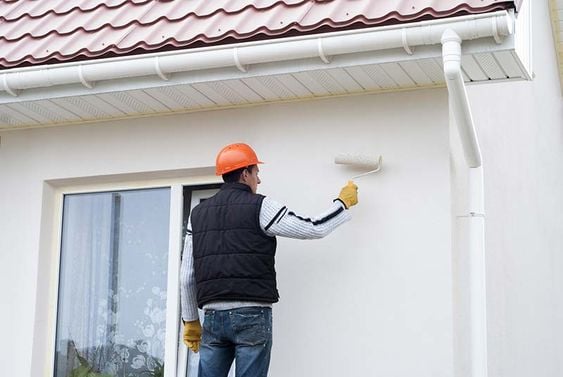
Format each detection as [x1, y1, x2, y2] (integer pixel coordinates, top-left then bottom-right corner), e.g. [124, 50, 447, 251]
[222, 165, 256, 183]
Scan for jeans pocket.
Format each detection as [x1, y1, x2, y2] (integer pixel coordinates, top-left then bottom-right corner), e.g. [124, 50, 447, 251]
[202, 311, 217, 345]
[232, 309, 269, 346]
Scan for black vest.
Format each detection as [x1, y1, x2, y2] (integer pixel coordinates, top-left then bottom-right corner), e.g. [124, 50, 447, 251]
[191, 182, 279, 308]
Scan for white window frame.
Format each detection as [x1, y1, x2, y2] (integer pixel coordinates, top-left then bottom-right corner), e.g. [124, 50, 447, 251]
[43, 174, 221, 377]
[177, 188, 236, 377]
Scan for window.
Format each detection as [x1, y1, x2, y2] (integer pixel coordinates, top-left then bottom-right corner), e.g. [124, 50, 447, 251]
[51, 184, 224, 377]
[54, 188, 171, 377]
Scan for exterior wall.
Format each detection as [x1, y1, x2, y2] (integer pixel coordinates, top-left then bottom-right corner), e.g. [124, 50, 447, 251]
[0, 89, 453, 376]
[1, 2, 561, 376]
[467, 1, 563, 376]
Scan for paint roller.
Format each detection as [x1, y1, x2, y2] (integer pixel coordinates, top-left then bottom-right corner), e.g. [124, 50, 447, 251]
[334, 153, 383, 180]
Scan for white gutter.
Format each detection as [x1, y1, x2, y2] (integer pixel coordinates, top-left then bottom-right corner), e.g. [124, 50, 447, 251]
[0, 11, 513, 96]
[442, 29, 489, 377]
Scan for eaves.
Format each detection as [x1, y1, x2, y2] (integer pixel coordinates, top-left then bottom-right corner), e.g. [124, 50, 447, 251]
[0, 8, 532, 130]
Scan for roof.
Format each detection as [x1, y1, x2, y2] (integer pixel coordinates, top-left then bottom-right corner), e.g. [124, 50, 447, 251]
[0, 0, 522, 70]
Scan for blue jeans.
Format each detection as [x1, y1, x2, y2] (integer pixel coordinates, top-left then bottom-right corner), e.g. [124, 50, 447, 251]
[199, 307, 273, 377]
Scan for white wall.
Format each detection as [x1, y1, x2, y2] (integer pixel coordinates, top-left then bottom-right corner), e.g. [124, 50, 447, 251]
[1, 3, 561, 376]
[467, 1, 563, 376]
[0, 89, 453, 376]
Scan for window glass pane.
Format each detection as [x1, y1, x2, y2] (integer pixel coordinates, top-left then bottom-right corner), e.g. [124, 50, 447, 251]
[54, 188, 170, 377]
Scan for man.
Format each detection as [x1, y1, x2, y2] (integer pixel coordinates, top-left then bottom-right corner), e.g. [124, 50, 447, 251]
[180, 143, 358, 377]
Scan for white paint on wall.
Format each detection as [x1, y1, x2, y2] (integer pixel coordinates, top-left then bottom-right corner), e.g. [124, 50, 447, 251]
[0, 89, 453, 377]
[467, 1, 563, 376]
[0, 2, 561, 376]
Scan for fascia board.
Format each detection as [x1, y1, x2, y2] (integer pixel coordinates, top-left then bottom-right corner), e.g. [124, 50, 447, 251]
[514, 3, 533, 79]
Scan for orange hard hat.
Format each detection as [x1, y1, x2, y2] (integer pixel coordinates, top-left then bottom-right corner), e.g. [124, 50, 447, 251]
[215, 143, 263, 175]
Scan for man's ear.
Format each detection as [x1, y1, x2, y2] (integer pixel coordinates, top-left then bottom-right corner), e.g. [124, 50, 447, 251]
[240, 168, 249, 183]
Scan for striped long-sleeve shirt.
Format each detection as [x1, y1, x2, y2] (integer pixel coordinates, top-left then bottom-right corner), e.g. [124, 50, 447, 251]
[180, 196, 352, 321]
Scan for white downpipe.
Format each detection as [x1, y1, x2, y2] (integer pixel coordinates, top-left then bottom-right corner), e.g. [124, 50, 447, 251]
[442, 30, 482, 168]
[442, 30, 488, 377]
[0, 11, 512, 95]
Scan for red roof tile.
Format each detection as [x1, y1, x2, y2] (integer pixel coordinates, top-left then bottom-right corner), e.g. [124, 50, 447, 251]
[0, 0, 521, 70]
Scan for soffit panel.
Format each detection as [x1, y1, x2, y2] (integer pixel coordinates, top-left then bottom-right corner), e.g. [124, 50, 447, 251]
[0, 45, 529, 129]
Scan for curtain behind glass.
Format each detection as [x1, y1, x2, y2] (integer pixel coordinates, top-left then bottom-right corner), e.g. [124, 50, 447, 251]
[54, 188, 170, 377]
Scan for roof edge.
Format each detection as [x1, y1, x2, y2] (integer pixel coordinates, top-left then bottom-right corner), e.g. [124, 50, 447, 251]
[0, 11, 515, 98]
[0, 1, 522, 71]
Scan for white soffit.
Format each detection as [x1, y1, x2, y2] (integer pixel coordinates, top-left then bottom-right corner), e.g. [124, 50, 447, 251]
[0, 11, 532, 130]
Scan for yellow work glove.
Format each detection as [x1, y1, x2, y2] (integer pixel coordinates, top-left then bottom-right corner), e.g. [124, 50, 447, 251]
[338, 181, 359, 208]
[183, 320, 202, 353]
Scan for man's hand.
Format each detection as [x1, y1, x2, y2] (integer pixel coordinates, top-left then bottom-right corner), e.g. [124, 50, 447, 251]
[338, 181, 359, 208]
[183, 320, 202, 353]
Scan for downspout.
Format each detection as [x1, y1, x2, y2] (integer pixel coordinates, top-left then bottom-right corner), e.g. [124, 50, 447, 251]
[442, 30, 488, 377]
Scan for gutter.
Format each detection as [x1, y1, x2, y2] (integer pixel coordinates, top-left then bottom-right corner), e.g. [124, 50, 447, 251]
[0, 11, 513, 96]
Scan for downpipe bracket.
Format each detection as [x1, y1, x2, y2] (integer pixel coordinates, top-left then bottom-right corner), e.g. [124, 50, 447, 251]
[457, 212, 486, 218]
